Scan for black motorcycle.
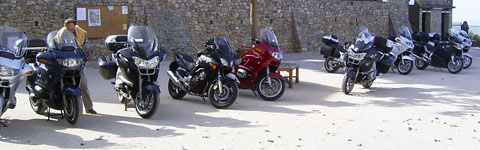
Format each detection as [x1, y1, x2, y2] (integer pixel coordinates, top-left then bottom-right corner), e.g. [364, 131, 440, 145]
[320, 34, 348, 73]
[342, 27, 394, 95]
[167, 36, 239, 109]
[25, 30, 90, 125]
[412, 29, 464, 74]
[98, 26, 166, 118]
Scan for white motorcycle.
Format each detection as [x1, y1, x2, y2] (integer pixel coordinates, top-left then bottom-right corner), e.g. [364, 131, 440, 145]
[390, 26, 415, 75]
[0, 26, 33, 122]
[457, 30, 473, 69]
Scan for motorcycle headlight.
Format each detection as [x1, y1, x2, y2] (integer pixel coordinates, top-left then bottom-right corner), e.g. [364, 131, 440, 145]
[133, 56, 159, 68]
[220, 58, 230, 67]
[0, 65, 19, 77]
[348, 49, 366, 60]
[268, 51, 283, 60]
[57, 58, 83, 67]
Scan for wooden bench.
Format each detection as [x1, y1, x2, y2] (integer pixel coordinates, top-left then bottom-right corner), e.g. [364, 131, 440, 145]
[277, 63, 299, 88]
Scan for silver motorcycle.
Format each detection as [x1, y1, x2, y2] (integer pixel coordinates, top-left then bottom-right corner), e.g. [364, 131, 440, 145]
[0, 26, 33, 122]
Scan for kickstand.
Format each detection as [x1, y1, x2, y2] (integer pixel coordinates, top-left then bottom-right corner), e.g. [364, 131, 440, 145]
[124, 100, 128, 111]
[391, 68, 396, 73]
[47, 107, 51, 121]
[438, 67, 443, 72]
[251, 90, 258, 97]
[201, 95, 207, 102]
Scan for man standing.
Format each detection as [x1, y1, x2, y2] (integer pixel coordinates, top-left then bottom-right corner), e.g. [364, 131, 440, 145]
[63, 19, 97, 114]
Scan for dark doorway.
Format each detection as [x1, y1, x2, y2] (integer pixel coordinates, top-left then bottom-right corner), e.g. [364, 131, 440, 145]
[422, 12, 431, 33]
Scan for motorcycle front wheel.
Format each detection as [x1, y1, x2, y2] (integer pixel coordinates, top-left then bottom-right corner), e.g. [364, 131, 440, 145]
[208, 80, 238, 109]
[342, 75, 355, 95]
[397, 59, 413, 75]
[63, 95, 83, 125]
[447, 57, 463, 74]
[463, 55, 473, 69]
[256, 75, 285, 101]
[135, 91, 158, 119]
[29, 96, 47, 115]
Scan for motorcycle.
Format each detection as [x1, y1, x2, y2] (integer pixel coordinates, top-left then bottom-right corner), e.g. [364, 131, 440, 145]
[98, 26, 166, 119]
[342, 27, 394, 95]
[412, 29, 464, 74]
[390, 26, 415, 75]
[167, 36, 239, 109]
[232, 28, 285, 101]
[0, 26, 33, 121]
[25, 30, 90, 125]
[320, 34, 349, 73]
[457, 30, 473, 69]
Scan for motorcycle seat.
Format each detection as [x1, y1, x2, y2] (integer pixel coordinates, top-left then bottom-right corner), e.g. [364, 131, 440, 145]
[177, 54, 196, 71]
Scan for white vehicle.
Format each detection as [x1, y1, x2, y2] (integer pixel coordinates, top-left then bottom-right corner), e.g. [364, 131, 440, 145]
[0, 26, 33, 122]
[457, 30, 473, 69]
[390, 26, 415, 75]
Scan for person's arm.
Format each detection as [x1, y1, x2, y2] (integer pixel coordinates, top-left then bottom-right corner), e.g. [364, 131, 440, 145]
[83, 35, 90, 51]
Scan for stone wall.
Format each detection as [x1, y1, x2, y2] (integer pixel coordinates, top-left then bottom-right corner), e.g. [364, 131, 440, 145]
[0, 0, 411, 59]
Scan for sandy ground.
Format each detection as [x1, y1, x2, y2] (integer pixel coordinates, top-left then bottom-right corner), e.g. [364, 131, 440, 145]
[0, 48, 479, 150]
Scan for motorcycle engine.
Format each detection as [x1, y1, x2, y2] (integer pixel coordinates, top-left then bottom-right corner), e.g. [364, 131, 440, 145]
[188, 69, 207, 93]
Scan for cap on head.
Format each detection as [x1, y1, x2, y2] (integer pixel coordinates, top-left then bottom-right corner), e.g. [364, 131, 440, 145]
[64, 19, 77, 26]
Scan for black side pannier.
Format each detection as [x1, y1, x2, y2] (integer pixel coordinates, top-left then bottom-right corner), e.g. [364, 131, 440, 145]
[98, 55, 117, 80]
[374, 36, 392, 53]
[320, 46, 334, 56]
[412, 32, 429, 43]
[24, 38, 48, 63]
[377, 54, 394, 74]
[105, 35, 128, 52]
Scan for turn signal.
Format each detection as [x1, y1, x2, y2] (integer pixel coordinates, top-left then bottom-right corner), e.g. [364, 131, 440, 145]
[85, 56, 91, 61]
[209, 63, 217, 69]
[38, 58, 48, 63]
[25, 71, 33, 75]
[254, 48, 262, 53]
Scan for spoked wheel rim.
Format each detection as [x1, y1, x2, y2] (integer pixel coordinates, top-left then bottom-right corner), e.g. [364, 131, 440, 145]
[135, 92, 155, 115]
[448, 58, 463, 73]
[258, 77, 283, 98]
[213, 84, 234, 103]
[325, 57, 339, 73]
[63, 95, 81, 124]
[415, 59, 424, 67]
[346, 77, 354, 92]
[342, 75, 355, 94]
[398, 60, 413, 74]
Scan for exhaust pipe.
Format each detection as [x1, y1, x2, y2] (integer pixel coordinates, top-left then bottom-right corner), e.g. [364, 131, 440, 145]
[412, 54, 427, 62]
[167, 71, 188, 92]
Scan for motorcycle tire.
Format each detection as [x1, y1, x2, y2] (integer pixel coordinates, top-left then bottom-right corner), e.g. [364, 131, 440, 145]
[324, 56, 340, 73]
[447, 57, 463, 74]
[255, 74, 285, 101]
[208, 80, 238, 109]
[63, 95, 83, 125]
[135, 91, 158, 119]
[168, 79, 187, 99]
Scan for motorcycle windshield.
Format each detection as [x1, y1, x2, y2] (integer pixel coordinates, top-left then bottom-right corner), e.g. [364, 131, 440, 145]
[353, 27, 374, 52]
[0, 26, 27, 57]
[399, 26, 413, 40]
[260, 28, 279, 48]
[127, 26, 157, 57]
[214, 36, 233, 60]
[458, 30, 470, 39]
[47, 30, 80, 51]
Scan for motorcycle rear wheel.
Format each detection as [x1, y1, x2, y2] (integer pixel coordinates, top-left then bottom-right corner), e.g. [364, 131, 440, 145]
[168, 79, 187, 99]
[325, 57, 340, 73]
[415, 59, 428, 70]
[463, 55, 473, 69]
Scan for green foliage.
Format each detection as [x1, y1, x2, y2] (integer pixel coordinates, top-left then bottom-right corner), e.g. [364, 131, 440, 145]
[469, 32, 480, 41]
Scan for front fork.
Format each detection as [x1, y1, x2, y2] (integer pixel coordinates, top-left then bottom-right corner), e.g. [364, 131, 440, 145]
[217, 72, 223, 94]
[266, 67, 272, 85]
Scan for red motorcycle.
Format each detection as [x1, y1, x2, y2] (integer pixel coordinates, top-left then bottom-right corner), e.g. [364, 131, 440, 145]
[233, 28, 285, 101]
